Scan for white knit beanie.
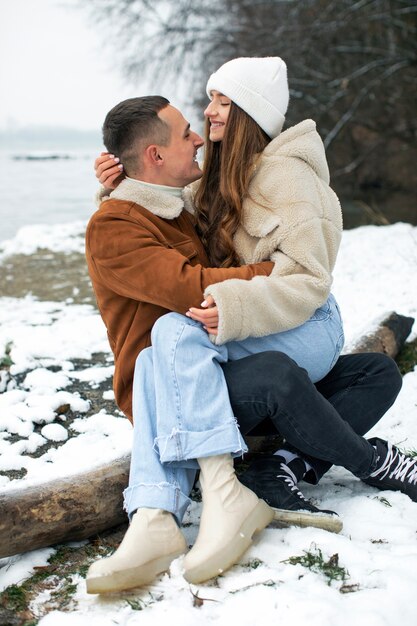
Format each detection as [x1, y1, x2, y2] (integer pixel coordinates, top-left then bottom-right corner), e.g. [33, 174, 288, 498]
[206, 57, 289, 138]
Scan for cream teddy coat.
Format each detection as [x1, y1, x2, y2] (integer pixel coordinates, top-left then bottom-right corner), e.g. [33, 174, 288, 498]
[195, 119, 343, 345]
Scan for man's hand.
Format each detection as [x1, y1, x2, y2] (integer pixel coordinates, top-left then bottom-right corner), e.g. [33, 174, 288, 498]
[95, 152, 125, 189]
[186, 295, 219, 335]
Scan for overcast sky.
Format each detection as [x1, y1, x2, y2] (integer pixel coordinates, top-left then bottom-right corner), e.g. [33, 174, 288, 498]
[0, 0, 144, 131]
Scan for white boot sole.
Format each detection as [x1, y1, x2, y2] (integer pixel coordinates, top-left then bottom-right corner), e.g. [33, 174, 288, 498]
[183, 499, 274, 585]
[86, 548, 185, 594]
[272, 507, 343, 533]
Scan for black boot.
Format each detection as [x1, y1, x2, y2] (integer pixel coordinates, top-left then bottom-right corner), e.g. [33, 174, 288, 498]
[362, 437, 417, 501]
[238, 455, 342, 533]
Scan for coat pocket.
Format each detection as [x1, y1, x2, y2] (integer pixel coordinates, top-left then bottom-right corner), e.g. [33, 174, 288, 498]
[167, 239, 198, 261]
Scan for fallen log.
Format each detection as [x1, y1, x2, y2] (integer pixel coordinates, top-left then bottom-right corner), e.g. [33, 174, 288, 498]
[349, 311, 414, 356]
[0, 456, 130, 559]
[0, 311, 414, 559]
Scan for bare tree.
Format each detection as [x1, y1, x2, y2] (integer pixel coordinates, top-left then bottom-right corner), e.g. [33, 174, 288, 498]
[84, 0, 417, 225]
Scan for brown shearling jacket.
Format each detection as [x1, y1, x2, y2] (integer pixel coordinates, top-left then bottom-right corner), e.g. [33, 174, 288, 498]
[85, 179, 273, 422]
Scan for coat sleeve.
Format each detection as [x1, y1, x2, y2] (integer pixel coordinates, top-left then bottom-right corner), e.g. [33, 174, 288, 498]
[86, 213, 274, 313]
[203, 215, 341, 344]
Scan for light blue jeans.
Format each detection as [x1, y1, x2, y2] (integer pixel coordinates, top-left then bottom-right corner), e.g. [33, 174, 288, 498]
[123, 294, 344, 523]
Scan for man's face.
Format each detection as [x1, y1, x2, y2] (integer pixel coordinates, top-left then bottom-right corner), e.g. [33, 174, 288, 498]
[156, 105, 204, 187]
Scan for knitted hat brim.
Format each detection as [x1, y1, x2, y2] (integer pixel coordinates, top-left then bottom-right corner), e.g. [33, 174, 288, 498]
[206, 74, 285, 139]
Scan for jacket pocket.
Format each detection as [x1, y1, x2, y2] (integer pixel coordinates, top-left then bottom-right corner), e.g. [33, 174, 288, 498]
[167, 239, 198, 261]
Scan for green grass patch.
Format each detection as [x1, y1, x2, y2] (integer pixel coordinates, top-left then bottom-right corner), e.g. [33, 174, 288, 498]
[396, 337, 417, 376]
[242, 558, 264, 570]
[49, 578, 78, 611]
[0, 525, 126, 624]
[0, 584, 27, 611]
[402, 447, 417, 458]
[126, 598, 145, 611]
[0, 342, 13, 368]
[48, 546, 79, 567]
[283, 545, 349, 585]
[375, 496, 392, 507]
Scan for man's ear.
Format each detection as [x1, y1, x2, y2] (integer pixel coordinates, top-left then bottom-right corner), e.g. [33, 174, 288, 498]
[144, 144, 163, 166]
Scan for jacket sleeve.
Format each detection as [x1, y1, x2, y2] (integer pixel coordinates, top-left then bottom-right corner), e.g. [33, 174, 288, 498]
[86, 213, 274, 313]
[203, 215, 341, 344]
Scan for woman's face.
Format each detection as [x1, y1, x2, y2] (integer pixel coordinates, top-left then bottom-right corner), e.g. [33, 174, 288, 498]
[204, 91, 231, 142]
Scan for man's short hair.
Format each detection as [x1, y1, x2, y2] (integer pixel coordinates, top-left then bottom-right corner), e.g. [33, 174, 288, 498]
[102, 96, 170, 176]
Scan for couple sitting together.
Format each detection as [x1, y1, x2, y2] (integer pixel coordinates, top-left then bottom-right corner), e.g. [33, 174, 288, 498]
[84, 56, 416, 593]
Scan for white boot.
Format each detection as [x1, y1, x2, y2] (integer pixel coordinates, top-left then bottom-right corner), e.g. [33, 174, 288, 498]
[183, 454, 274, 584]
[86, 508, 187, 594]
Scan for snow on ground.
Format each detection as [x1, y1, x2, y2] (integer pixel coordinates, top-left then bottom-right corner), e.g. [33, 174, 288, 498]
[0, 221, 417, 625]
[0, 294, 132, 491]
[332, 221, 417, 346]
[0, 221, 86, 261]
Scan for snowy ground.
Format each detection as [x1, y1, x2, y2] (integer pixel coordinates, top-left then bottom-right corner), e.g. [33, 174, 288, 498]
[0, 221, 416, 626]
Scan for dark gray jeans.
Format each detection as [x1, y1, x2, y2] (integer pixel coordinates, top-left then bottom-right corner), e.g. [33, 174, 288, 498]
[222, 351, 402, 482]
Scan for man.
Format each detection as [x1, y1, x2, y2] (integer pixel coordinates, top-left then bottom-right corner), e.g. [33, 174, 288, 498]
[85, 96, 411, 593]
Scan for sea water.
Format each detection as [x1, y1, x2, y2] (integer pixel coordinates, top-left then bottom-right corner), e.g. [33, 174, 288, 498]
[0, 142, 101, 244]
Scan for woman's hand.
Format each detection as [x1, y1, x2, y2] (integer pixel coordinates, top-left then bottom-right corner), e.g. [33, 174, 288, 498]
[186, 295, 219, 335]
[95, 152, 125, 189]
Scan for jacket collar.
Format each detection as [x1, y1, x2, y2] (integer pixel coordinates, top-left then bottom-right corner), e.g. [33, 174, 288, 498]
[263, 118, 329, 183]
[109, 178, 185, 219]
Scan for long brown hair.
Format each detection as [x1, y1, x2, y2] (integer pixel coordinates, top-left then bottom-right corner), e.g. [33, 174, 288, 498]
[194, 103, 270, 268]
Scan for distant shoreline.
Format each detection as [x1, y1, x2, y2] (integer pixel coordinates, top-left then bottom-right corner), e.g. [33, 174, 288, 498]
[0, 126, 101, 151]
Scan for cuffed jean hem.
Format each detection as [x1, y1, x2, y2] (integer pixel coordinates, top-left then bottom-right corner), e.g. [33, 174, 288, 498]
[123, 481, 192, 525]
[154, 419, 248, 464]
